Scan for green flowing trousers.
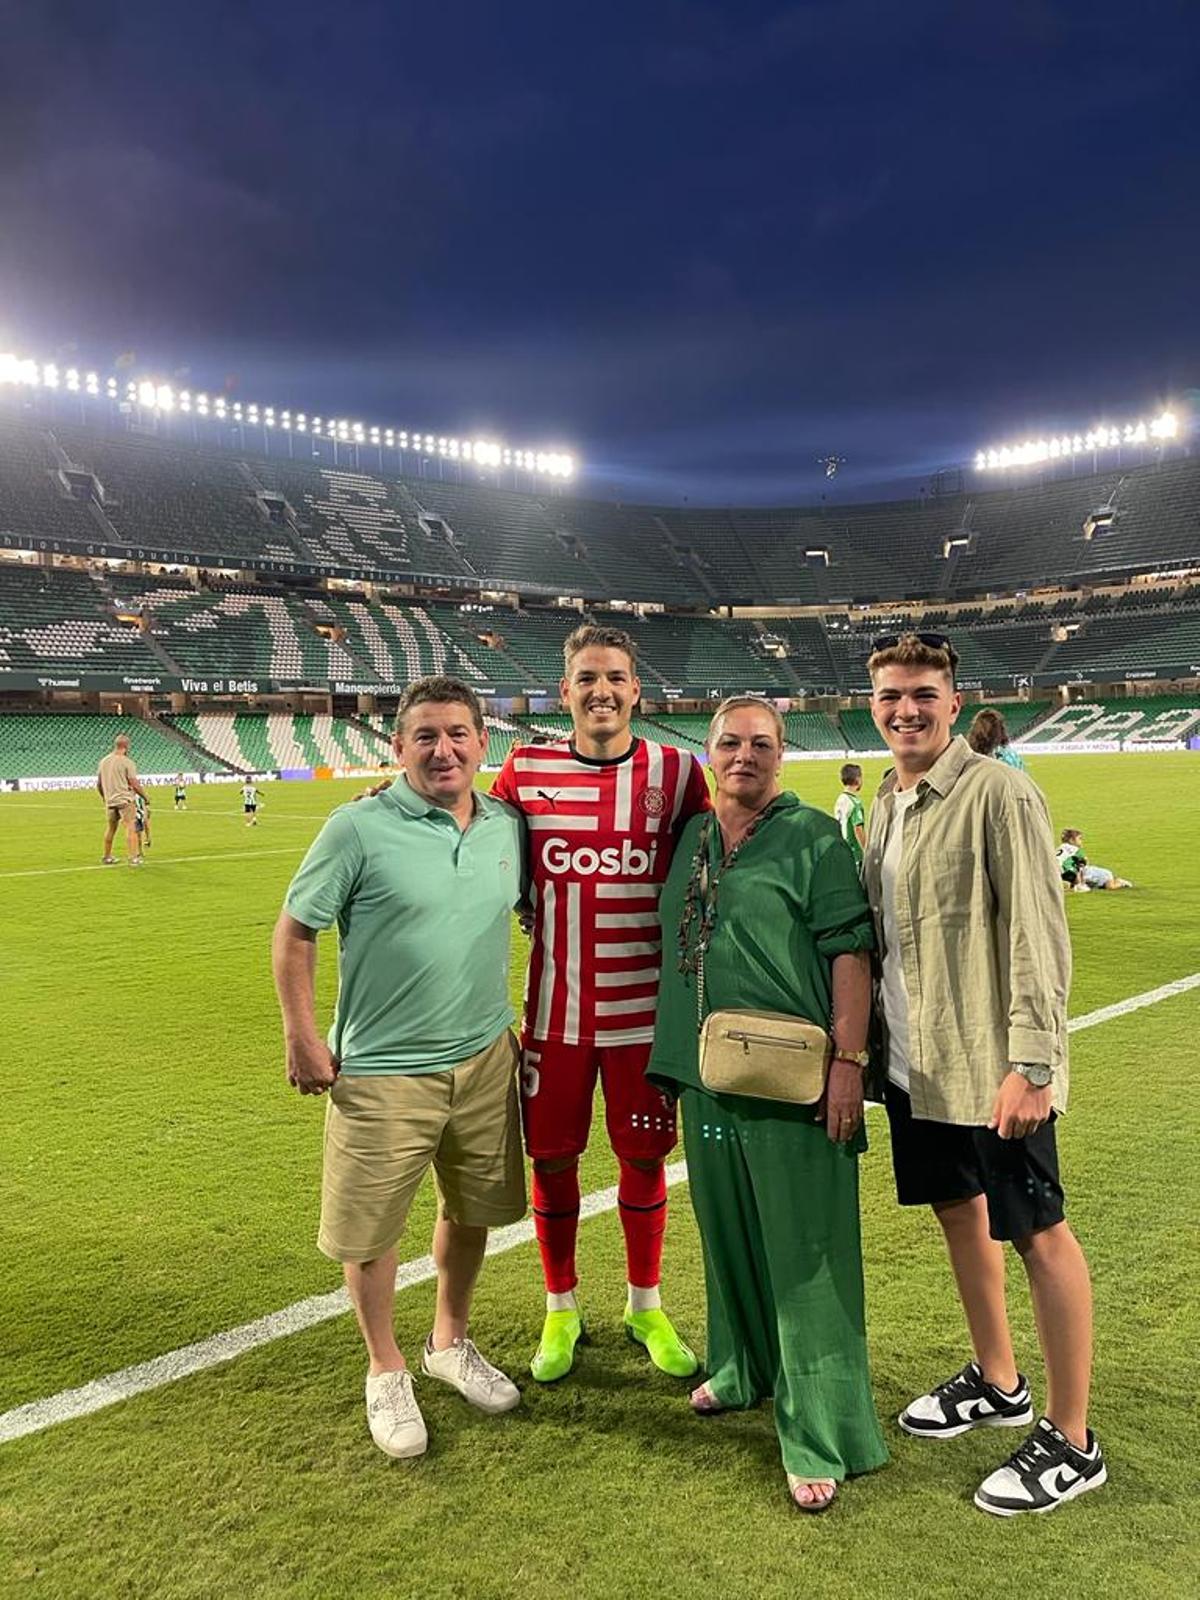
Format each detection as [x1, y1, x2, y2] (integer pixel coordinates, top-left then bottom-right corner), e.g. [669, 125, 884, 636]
[682, 1089, 889, 1482]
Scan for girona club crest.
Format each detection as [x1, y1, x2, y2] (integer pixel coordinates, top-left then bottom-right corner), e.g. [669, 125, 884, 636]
[639, 786, 668, 817]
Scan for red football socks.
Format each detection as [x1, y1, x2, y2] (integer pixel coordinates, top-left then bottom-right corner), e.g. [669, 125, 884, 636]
[618, 1158, 667, 1289]
[532, 1162, 581, 1294]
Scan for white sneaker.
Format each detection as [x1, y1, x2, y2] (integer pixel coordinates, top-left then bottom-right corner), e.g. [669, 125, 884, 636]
[1073, 883, 1090, 893]
[365, 1368, 427, 1459]
[422, 1336, 520, 1414]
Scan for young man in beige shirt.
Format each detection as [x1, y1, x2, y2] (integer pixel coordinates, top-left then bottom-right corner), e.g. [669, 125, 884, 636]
[864, 633, 1103, 1517]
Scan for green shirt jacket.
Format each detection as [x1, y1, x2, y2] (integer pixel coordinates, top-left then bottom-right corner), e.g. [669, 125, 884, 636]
[862, 736, 1071, 1126]
[647, 792, 876, 1135]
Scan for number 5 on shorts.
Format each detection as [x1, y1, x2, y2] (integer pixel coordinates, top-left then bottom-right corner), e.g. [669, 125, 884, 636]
[521, 1049, 541, 1099]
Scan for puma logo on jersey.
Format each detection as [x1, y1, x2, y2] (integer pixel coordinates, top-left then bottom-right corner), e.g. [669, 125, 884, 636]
[542, 838, 660, 877]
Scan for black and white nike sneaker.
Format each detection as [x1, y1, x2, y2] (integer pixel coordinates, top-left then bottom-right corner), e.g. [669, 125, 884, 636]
[974, 1417, 1107, 1516]
[899, 1361, 1034, 1439]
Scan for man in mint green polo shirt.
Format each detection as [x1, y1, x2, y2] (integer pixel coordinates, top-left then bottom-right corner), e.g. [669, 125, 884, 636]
[272, 675, 527, 1461]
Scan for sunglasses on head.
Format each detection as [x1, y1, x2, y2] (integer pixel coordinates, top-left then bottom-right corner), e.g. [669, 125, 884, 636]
[870, 631, 954, 654]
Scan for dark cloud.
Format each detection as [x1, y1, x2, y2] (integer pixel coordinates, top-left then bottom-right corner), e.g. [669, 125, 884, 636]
[0, 0, 1196, 502]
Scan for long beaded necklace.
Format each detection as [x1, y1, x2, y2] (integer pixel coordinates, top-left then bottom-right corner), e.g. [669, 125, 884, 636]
[677, 796, 781, 977]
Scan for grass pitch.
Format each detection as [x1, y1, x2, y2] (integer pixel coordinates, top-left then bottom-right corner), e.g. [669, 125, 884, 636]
[2, 754, 1198, 1598]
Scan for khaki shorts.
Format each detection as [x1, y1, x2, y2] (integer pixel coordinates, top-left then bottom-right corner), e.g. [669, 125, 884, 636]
[107, 802, 135, 826]
[318, 1029, 527, 1263]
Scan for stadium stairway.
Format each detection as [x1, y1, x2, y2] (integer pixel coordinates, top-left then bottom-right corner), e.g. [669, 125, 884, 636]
[88, 568, 189, 677]
[749, 619, 807, 694]
[295, 597, 381, 685]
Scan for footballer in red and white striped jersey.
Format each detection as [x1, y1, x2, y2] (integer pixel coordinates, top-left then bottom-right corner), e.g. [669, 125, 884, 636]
[493, 629, 709, 1387]
[491, 735, 709, 1050]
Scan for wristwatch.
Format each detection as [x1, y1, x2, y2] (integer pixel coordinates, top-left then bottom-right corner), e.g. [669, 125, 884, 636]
[1012, 1061, 1054, 1088]
[832, 1047, 871, 1069]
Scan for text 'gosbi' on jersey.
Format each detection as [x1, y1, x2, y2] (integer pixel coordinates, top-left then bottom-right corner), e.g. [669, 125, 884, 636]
[492, 737, 710, 1048]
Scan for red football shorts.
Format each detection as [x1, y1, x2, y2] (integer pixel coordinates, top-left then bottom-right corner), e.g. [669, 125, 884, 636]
[518, 1036, 678, 1163]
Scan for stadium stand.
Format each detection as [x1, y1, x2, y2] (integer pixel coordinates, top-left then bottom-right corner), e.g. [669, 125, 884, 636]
[5, 556, 1200, 696]
[405, 478, 586, 592]
[4, 401, 1199, 603]
[0, 713, 219, 778]
[136, 584, 364, 681]
[250, 460, 477, 578]
[783, 711, 845, 751]
[2, 402, 1199, 787]
[837, 708, 887, 751]
[53, 425, 271, 563]
[1019, 697, 1200, 746]
[0, 416, 101, 547]
[1043, 610, 1200, 679]
[166, 711, 393, 771]
[0, 562, 165, 675]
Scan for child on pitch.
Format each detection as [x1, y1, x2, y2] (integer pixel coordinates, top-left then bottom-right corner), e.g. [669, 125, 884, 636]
[134, 792, 152, 855]
[243, 782, 262, 826]
[1057, 829, 1132, 892]
[834, 762, 867, 867]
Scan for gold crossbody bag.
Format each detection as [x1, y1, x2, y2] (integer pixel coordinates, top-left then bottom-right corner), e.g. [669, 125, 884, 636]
[696, 949, 832, 1106]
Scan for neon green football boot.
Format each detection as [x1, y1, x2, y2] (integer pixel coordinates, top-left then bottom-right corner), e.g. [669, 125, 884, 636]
[623, 1307, 699, 1378]
[530, 1308, 586, 1383]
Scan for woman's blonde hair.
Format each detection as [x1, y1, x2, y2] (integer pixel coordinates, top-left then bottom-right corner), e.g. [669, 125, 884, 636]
[707, 695, 785, 748]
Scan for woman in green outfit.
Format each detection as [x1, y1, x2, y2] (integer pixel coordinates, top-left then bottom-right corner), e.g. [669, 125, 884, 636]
[648, 697, 888, 1512]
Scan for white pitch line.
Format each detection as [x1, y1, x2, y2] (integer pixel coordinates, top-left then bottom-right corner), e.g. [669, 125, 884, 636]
[4, 969, 1199, 1448]
[1065, 971, 1200, 1031]
[0, 1162, 687, 1446]
[0, 847, 302, 879]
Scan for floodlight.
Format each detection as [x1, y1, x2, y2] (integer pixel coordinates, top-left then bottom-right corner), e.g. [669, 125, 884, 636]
[0, 343, 584, 483]
[977, 407, 1184, 470]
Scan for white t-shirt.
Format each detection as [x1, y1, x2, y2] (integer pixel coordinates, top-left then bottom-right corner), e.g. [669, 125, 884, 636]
[880, 786, 921, 1092]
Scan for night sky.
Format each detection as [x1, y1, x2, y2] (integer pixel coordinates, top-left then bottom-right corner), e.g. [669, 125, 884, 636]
[1, 1, 1197, 503]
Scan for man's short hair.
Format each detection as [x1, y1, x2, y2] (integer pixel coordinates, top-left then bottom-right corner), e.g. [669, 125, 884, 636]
[707, 695, 785, 747]
[562, 624, 638, 674]
[867, 631, 960, 685]
[393, 675, 486, 737]
[115, 734, 130, 750]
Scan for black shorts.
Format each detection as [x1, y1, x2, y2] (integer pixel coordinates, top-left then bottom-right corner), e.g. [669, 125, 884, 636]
[244, 804, 257, 813]
[884, 1081, 1064, 1242]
